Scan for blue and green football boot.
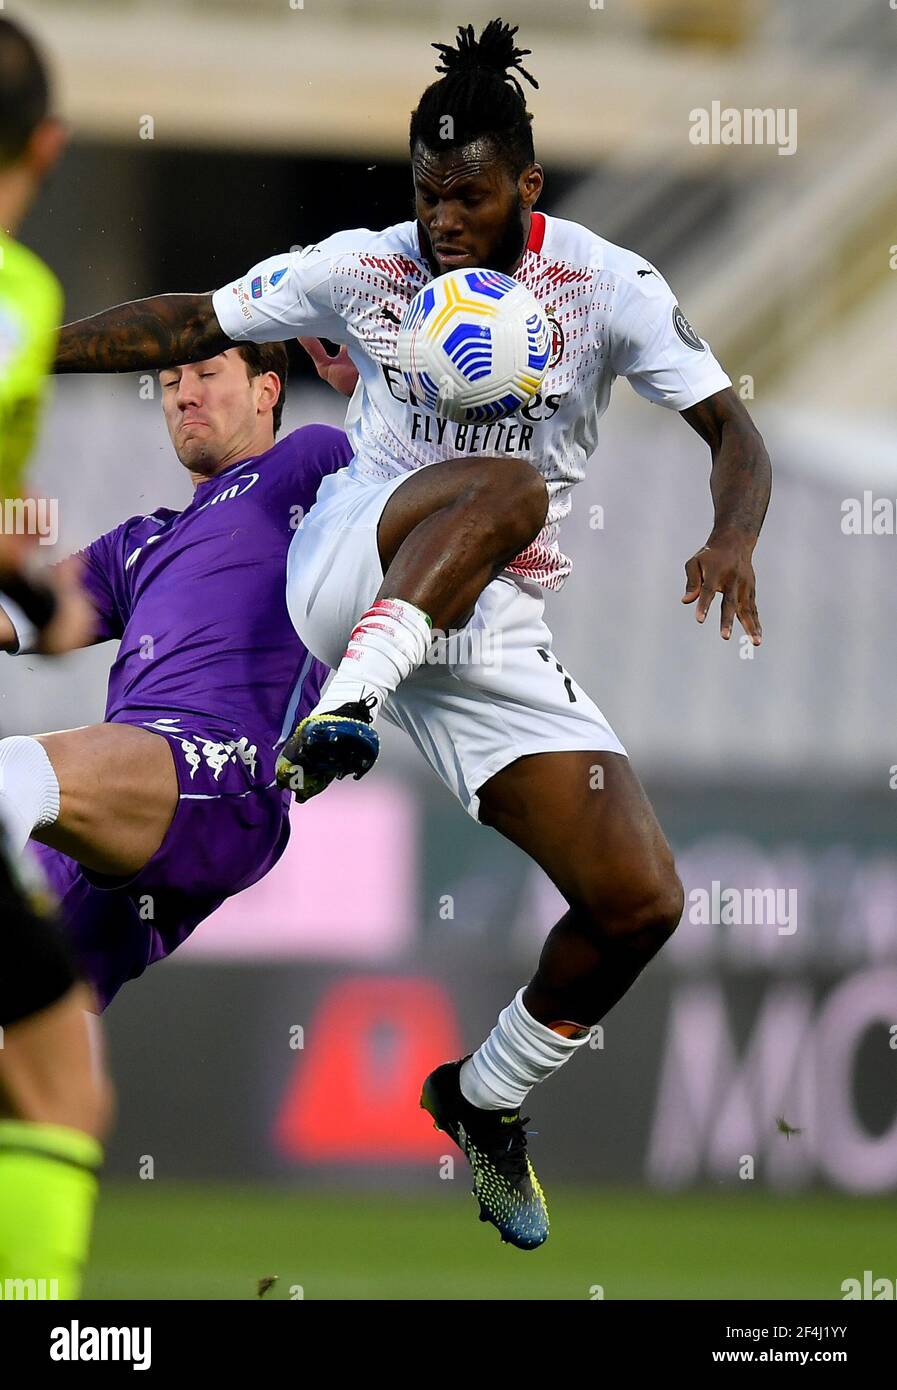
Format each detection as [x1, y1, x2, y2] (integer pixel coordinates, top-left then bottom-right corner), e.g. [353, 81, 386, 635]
[420, 1057, 549, 1250]
[275, 697, 379, 804]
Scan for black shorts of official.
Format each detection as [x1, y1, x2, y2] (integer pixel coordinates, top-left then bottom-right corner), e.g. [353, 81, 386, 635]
[0, 848, 80, 1028]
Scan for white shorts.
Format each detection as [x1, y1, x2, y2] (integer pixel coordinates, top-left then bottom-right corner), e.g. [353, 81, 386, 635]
[286, 468, 627, 820]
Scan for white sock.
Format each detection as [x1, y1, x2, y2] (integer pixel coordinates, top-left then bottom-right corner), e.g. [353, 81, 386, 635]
[0, 736, 61, 858]
[314, 598, 432, 721]
[459, 987, 593, 1111]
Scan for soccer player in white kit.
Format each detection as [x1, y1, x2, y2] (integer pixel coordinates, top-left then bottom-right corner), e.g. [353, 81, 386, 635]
[53, 20, 771, 1250]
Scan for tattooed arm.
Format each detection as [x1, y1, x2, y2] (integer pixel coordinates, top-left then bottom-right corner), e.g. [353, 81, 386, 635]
[679, 386, 771, 645]
[54, 293, 230, 373]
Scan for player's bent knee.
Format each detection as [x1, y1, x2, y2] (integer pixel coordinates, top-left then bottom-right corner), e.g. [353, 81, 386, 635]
[639, 870, 685, 948]
[463, 457, 548, 546]
[580, 862, 684, 952]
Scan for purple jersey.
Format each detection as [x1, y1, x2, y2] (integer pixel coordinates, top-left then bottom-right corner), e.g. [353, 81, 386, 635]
[29, 423, 352, 1008]
[79, 423, 351, 772]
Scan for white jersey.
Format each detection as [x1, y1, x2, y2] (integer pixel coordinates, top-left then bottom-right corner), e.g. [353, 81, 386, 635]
[213, 213, 730, 589]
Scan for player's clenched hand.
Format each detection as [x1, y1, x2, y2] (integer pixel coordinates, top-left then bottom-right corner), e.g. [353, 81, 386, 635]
[36, 558, 95, 655]
[297, 337, 360, 397]
[682, 531, 761, 644]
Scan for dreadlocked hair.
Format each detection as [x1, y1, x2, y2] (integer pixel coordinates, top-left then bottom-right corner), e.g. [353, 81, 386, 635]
[410, 18, 538, 176]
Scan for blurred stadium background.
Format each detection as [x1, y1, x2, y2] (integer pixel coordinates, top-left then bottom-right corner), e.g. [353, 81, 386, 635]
[5, 0, 897, 1298]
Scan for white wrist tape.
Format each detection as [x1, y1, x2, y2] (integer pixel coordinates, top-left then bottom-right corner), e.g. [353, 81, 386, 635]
[0, 592, 41, 655]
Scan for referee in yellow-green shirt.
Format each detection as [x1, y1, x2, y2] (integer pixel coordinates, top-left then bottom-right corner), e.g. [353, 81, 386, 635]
[0, 14, 111, 1303]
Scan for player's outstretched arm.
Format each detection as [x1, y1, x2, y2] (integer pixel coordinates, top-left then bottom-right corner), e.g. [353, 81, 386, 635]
[54, 292, 230, 373]
[679, 386, 771, 645]
[0, 558, 96, 654]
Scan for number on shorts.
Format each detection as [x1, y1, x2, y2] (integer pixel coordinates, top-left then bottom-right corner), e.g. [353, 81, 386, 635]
[537, 647, 577, 703]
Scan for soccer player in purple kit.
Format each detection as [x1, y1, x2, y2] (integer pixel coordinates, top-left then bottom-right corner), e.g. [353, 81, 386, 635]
[0, 343, 351, 1008]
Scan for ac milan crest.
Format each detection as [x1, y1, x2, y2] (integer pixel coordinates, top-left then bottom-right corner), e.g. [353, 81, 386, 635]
[546, 307, 565, 368]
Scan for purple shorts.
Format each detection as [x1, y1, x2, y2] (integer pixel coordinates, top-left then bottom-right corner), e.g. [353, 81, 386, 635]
[31, 714, 291, 1010]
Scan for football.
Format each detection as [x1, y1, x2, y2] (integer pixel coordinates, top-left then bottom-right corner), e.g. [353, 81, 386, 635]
[396, 267, 552, 424]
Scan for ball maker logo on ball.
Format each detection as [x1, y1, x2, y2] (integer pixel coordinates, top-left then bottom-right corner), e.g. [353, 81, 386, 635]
[397, 268, 551, 424]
